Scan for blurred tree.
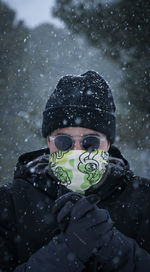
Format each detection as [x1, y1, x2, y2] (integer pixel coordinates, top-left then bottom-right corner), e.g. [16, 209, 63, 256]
[0, 0, 31, 119]
[53, 0, 150, 147]
[0, 0, 29, 90]
[0, 0, 30, 184]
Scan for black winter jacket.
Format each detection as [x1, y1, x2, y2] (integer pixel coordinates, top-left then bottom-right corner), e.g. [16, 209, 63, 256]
[0, 146, 150, 272]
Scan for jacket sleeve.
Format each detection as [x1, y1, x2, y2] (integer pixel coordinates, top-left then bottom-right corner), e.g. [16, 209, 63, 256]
[0, 186, 84, 272]
[0, 186, 19, 271]
[13, 236, 85, 272]
[96, 228, 150, 272]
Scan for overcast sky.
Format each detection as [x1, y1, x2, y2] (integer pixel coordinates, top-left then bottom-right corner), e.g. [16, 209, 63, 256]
[3, 0, 63, 28]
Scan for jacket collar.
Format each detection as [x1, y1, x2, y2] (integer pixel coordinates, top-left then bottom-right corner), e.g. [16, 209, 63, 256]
[85, 145, 133, 200]
[14, 148, 70, 200]
[14, 146, 133, 201]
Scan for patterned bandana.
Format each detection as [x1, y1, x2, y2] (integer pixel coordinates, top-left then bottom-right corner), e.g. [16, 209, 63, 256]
[49, 149, 109, 194]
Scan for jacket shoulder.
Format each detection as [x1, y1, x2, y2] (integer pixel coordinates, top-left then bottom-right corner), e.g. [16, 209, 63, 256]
[131, 175, 150, 192]
[0, 184, 15, 216]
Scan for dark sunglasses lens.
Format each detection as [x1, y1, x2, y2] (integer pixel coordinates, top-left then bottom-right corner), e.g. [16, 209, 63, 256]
[82, 136, 100, 151]
[55, 135, 73, 151]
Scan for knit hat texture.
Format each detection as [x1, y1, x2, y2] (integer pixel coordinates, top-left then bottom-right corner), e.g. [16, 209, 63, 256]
[42, 71, 116, 143]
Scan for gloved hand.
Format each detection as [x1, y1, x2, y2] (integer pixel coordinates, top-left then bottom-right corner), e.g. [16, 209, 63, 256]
[53, 192, 113, 263]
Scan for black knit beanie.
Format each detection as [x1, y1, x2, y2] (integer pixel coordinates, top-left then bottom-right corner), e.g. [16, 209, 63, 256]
[42, 71, 116, 144]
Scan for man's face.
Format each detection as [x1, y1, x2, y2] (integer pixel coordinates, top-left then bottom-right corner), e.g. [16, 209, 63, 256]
[47, 127, 110, 153]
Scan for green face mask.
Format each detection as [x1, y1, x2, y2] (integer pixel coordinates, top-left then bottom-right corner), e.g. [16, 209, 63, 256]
[49, 149, 109, 194]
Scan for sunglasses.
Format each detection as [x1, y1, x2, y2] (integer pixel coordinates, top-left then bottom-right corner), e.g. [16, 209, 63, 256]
[49, 134, 107, 152]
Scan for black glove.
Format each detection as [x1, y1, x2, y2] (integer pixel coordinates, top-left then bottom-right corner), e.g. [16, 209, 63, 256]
[53, 192, 113, 263]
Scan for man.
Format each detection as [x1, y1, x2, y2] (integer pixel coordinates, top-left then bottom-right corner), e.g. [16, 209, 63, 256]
[0, 70, 150, 272]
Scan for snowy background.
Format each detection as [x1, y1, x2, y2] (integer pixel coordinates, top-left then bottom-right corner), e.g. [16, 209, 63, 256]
[0, 0, 150, 185]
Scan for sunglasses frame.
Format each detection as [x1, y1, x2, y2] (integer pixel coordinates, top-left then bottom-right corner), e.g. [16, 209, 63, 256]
[48, 134, 107, 151]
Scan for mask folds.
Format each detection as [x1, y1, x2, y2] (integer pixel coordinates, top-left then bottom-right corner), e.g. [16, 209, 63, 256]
[49, 150, 109, 194]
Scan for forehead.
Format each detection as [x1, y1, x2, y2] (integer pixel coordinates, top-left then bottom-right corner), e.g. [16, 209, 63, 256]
[50, 127, 105, 137]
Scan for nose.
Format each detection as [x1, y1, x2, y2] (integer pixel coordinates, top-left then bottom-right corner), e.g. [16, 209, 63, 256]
[72, 140, 82, 150]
